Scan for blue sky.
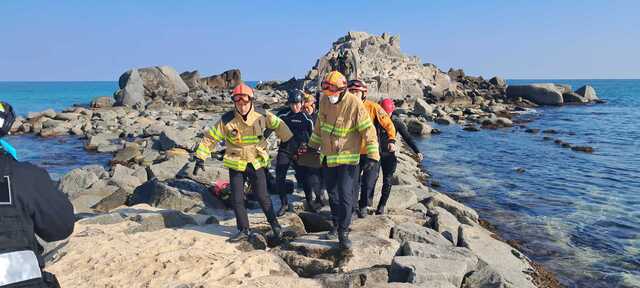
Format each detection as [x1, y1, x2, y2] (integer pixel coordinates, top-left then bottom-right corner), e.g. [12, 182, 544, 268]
[1, 0, 639, 81]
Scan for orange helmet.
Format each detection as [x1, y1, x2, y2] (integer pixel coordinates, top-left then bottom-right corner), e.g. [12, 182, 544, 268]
[321, 71, 347, 94]
[232, 82, 254, 97]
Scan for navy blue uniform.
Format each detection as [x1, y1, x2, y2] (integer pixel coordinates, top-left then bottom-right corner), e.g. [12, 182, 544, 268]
[0, 152, 75, 287]
[374, 114, 422, 213]
[275, 109, 322, 210]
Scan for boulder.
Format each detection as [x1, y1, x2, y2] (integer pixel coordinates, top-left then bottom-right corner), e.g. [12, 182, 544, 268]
[178, 159, 229, 185]
[406, 119, 432, 136]
[303, 32, 465, 102]
[273, 249, 335, 277]
[430, 207, 462, 245]
[116, 66, 189, 106]
[91, 96, 114, 108]
[425, 192, 479, 224]
[149, 156, 189, 181]
[391, 222, 452, 247]
[387, 185, 420, 211]
[127, 179, 207, 213]
[459, 224, 536, 288]
[435, 116, 455, 125]
[85, 132, 120, 150]
[390, 256, 469, 287]
[157, 127, 197, 150]
[111, 142, 141, 164]
[563, 92, 589, 104]
[313, 267, 389, 288]
[413, 98, 433, 117]
[462, 261, 511, 288]
[58, 167, 100, 199]
[506, 84, 564, 106]
[179, 70, 205, 91]
[489, 77, 507, 88]
[200, 69, 241, 90]
[575, 85, 598, 101]
[400, 241, 477, 270]
[114, 69, 145, 107]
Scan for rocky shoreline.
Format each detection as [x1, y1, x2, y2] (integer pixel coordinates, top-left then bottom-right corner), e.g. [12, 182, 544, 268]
[9, 31, 604, 287]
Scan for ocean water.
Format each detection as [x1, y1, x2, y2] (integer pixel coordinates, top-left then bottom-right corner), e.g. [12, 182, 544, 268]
[417, 79, 640, 288]
[0, 80, 637, 287]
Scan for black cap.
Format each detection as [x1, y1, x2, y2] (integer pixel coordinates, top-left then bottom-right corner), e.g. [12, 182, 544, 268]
[287, 90, 304, 104]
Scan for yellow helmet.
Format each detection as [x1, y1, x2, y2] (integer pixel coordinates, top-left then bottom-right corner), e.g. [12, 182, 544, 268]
[322, 71, 347, 90]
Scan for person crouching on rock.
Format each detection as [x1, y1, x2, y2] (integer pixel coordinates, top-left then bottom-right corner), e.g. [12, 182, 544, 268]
[347, 80, 396, 219]
[308, 71, 380, 250]
[193, 83, 293, 243]
[375, 98, 424, 215]
[0, 101, 75, 288]
[275, 90, 323, 216]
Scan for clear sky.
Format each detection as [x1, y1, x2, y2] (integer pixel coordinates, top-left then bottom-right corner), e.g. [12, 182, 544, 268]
[1, 0, 639, 81]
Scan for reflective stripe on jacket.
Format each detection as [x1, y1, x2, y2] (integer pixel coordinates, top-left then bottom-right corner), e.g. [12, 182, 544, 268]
[359, 100, 396, 155]
[195, 106, 293, 171]
[308, 91, 380, 167]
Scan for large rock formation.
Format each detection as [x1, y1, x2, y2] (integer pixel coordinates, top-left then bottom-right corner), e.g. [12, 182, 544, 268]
[507, 84, 565, 106]
[301, 32, 467, 105]
[115, 66, 189, 107]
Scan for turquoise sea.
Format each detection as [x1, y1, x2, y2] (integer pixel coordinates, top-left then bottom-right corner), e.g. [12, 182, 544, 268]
[0, 80, 638, 287]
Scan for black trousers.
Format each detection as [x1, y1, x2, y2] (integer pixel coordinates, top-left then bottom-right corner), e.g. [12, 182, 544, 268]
[323, 164, 358, 231]
[376, 153, 398, 208]
[353, 155, 380, 209]
[275, 149, 322, 203]
[229, 164, 277, 230]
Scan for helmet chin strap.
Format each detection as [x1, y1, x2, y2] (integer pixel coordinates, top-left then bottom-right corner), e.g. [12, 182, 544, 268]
[236, 101, 253, 120]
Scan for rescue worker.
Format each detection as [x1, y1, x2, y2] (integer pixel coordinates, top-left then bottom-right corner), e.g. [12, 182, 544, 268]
[375, 98, 424, 214]
[347, 80, 396, 219]
[0, 101, 75, 288]
[301, 91, 326, 209]
[194, 83, 293, 243]
[308, 71, 379, 249]
[275, 90, 322, 216]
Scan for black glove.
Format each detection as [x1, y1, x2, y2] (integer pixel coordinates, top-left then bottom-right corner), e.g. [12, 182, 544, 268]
[362, 159, 379, 172]
[193, 158, 206, 175]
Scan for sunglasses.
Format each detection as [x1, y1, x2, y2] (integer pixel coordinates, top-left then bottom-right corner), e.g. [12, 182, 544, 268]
[232, 94, 250, 103]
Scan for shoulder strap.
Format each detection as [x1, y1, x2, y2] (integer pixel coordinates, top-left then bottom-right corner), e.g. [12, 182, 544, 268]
[254, 106, 267, 116]
[221, 110, 235, 125]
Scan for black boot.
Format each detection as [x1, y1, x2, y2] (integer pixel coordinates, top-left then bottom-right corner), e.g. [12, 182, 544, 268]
[357, 207, 368, 219]
[338, 229, 352, 250]
[277, 195, 289, 217]
[305, 200, 320, 213]
[375, 205, 386, 215]
[227, 229, 251, 243]
[323, 222, 338, 240]
[270, 220, 282, 240]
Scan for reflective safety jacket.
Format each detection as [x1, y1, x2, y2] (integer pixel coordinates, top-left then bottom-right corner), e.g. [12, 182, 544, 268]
[309, 91, 380, 167]
[195, 106, 293, 172]
[360, 100, 396, 155]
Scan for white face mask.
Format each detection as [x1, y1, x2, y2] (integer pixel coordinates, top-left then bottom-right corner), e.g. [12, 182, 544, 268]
[328, 95, 340, 104]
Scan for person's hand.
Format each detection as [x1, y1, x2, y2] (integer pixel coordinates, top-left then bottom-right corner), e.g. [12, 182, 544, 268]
[417, 153, 424, 161]
[388, 142, 396, 153]
[193, 158, 206, 175]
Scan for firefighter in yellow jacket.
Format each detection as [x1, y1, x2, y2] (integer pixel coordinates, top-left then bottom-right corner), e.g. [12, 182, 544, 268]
[194, 83, 293, 243]
[308, 71, 380, 250]
[348, 80, 397, 219]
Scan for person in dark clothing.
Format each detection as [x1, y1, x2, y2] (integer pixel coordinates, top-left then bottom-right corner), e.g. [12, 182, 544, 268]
[0, 102, 75, 288]
[375, 98, 423, 214]
[275, 90, 323, 216]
